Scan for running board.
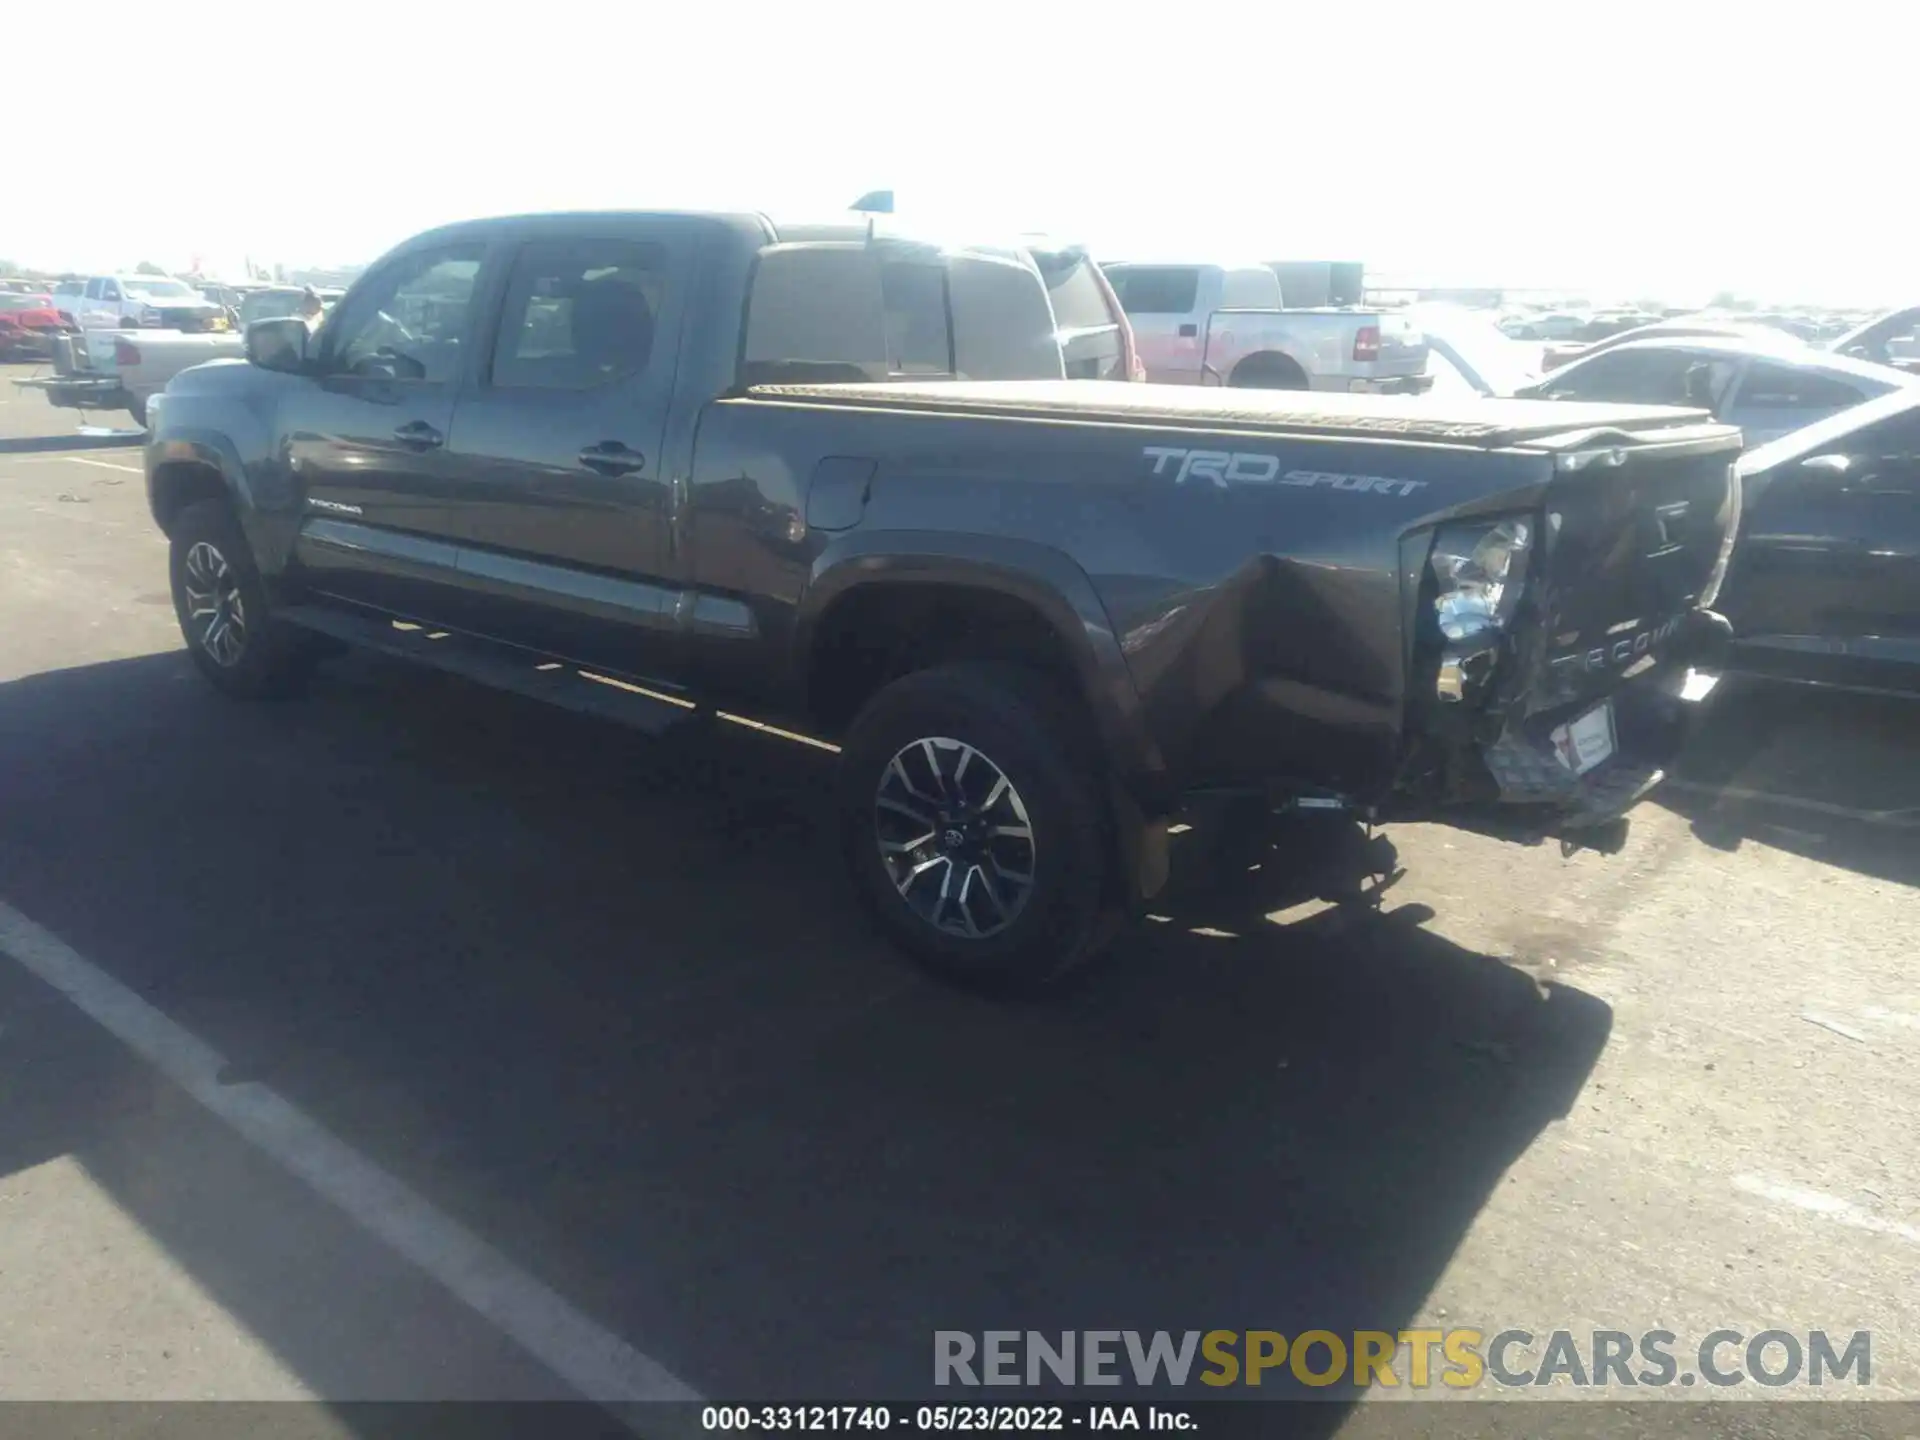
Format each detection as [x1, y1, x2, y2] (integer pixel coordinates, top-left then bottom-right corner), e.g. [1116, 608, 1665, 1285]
[275, 605, 699, 738]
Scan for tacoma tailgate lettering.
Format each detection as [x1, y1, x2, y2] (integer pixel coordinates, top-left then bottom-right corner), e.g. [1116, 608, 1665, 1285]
[1549, 614, 1686, 677]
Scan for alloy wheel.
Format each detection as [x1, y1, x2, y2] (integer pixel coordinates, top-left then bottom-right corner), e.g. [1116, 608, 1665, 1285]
[874, 736, 1036, 939]
[182, 540, 248, 667]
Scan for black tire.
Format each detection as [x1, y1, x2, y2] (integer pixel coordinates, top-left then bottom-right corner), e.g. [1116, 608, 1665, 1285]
[838, 662, 1119, 995]
[168, 499, 314, 698]
[125, 393, 149, 428]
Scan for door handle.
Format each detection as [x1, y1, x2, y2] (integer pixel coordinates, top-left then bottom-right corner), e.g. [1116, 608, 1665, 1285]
[578, 440, 646, 476]
[393, 420, 443, 451]
[1178, 323, 1199, 338]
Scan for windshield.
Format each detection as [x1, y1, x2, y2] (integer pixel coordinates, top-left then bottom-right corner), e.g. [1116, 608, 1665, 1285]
[1409, 304, 1543, 396]
[0, 294, 48, 312]
[122, 278, 199, 299]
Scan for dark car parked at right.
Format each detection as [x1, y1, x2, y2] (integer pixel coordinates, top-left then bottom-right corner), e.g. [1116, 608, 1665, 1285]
[1830, 304, 1920, 377]
[1516, 335, 1914, 447]
[1720, 387, 1920, 696]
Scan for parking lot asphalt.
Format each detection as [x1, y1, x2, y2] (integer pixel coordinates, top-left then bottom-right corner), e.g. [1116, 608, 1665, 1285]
[1, 368, 1916, 1427]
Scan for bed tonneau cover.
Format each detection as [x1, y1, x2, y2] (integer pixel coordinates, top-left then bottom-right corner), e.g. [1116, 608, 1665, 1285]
[746, 379, 1721, 451]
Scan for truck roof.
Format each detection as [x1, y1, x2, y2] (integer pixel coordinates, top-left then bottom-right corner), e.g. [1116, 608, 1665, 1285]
[393, 208, 1035, 255]
[746, 380, 1726, 452]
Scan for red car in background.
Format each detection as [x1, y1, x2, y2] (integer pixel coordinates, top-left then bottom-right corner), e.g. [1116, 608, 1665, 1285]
[0, 292, 74, 360]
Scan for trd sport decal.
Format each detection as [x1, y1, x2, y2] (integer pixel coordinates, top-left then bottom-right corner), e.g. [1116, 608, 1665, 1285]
[1143, 446, 1426, 496]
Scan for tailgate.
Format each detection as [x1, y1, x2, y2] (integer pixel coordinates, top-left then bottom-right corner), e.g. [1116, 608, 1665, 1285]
[120, 332, 246, 379]
[1524, 426, 1741, 710]
[1371, 311, 1428, 375]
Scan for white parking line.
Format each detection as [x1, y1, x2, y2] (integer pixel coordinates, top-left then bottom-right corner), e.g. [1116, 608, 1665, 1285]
[5, 453, 140, 470]
[1733, 1175, 1920, 1245]
[0, 898, 700, 1408]
[1662, 778, 1920, 828]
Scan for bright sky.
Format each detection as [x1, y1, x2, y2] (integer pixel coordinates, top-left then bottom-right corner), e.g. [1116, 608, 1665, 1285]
[9, 0, 1912, 306]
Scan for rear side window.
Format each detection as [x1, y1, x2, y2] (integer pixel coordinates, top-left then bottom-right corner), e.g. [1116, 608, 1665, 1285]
[1219, 267, 1282, 309]
[879, 261, 952, 376]
[1107, 266, 1199, 316]
[491, 239, 667, 390]
[1030, 250, 1114, 331]
[1737, 362, 1869, 411]
[742, 245, 957, 385]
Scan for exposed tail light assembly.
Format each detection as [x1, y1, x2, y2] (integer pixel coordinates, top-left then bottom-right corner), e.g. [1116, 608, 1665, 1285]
[1429, 516, 1537, 704]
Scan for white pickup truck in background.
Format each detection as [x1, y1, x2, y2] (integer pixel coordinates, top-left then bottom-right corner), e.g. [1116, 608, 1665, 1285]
[17, 285, 340, 427]
[22, 330, 238, 426]
[1100, 261, 1430, 393]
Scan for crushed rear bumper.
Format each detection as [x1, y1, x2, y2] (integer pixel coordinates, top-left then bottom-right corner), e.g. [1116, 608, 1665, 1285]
[1408, 609, 1731, 849]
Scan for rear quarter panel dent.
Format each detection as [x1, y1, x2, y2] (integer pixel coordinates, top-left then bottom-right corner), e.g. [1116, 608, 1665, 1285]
[796, 530, 1168, 789]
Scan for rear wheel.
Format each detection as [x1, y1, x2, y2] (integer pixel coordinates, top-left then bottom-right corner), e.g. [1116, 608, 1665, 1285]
[838, 662, 1119, 994]
[168, 499, 315, 698]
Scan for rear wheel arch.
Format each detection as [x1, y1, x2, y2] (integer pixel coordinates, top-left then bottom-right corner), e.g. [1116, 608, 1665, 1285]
[804, 575, 1099, 741]
[1229, 350, 1310, 389]
[798, 548, 1174, 910]
[794, 541, 1155, 773]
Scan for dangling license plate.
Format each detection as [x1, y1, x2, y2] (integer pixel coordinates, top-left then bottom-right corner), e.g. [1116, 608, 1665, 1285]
[1551, 702, 1616, 775]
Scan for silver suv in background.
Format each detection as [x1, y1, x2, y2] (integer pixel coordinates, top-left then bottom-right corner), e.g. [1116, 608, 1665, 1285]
[1100, 261, 1429, 392]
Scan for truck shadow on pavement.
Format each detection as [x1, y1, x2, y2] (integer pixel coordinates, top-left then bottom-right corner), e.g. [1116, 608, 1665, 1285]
[0, 431, 145, 454]
[1657, 680, 1920, 890]
[0, 650, 1612, 1425]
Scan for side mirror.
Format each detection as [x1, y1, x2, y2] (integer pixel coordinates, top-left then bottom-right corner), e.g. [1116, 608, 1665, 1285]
[245, 317, 309, 374]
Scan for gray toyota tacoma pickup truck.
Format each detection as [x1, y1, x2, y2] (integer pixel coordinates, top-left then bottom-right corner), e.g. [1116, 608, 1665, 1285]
[144, 209, 1741, 992]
